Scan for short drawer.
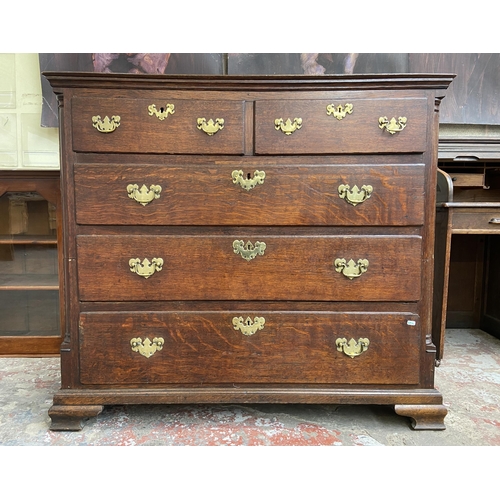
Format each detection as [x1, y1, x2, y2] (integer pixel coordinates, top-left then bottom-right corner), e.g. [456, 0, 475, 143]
[452, 209, 500, 233]
[73, 162, 425, 226]
[71, 96, 245, 154]
[76, 234, 422, 302]
[254, 97, 428, 154]
[78, 311, 421, 385]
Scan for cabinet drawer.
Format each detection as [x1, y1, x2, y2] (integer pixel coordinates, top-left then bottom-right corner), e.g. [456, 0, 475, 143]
[79, 311, 421, 385]
[74, 162, 425, 227]
[452, 209, 500, 233]
[76, 234, 422, 302]
[71, 97, 245, 154]
[255, 98, 428, 154]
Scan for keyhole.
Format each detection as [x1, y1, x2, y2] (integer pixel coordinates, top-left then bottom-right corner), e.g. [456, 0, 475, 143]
[160, 107, 164, 113]
[247, 173, 251, 180]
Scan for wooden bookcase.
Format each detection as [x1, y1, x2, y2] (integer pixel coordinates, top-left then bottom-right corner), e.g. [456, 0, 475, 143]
[0, 170, 63, 356]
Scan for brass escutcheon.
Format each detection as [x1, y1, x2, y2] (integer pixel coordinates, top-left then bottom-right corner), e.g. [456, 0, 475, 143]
[127, 184, 162, 206]
[231, 170, 266, 191]
[148, 103, 175, 120]
[233, 240, 266, 261]
[379, 116, 407, 134]
[232, 316, 266, 336]
[130, 337, 164, 358]
[336, 337, 370, 358]
[197, 117, 224, 135]
[335, 258, 369, 279]
[129, 257, 164, 278]
[92, 115, 121, 133]
[274, 117, 302, 135]
[326, 103, 353, 120]
[338, 184, 373, 206]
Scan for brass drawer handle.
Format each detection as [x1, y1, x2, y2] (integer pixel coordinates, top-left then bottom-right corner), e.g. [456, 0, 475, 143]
[379, 116, 407, 134]
[274, 117, 302, 135]
[338, 184, 373, 206]
[148, 103, 175, 120]
[130, 337, 164, 358]
[336, 337, 370, 358]
[92, 115, 121, 133]
[197, 117, 224, 135]
[335, 258, 369, 279]
[127, 184, 162, 206]
[129, 257, 164, 278]
[489, 217, 500, 224]
[232, 170, 266, 191]
[233, 240, 266, 261]
[326, 103, 353, 120]
[232, 316, 265, 336]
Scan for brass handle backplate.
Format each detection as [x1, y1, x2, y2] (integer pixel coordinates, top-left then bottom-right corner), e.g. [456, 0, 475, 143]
[338, 184, 373, 206]
[197, 117, 224, 135]
[232, 316, 265, 336]
[129, 257, 164, 278]
[232, 170, 266, 191]
[336, 337, 370, 358]
[127, 184, 162, 206]
[130, 337, 164, 358]
[326, 103, 353, 120]
[92, 115, 121, 133]
[233, 240, 266, 261]
[148, 103, 175, 120]
[275, 118, 302, 135]
[335, 258, 369, 279]
[379, 116, 407, 134]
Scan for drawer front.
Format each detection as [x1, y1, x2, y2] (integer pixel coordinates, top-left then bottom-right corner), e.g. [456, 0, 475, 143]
[79, 311, 421, 385]
[452, 210, 500, 233]
[255, 98, 428, 154]
[76, 234, 422, 302]
[74, 163, 425, 227]
[71, 97, 245, 154]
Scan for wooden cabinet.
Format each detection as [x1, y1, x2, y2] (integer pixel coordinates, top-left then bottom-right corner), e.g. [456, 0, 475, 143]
[0, 171, 63, 356]
[44, 72, 453, 431]
[434, 164, 500, 357]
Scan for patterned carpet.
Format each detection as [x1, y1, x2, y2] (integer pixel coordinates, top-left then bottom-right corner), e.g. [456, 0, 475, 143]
[1, 329, 500, 446]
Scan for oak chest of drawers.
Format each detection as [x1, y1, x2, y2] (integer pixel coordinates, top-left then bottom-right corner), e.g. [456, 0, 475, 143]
[44, 72, 453, 431]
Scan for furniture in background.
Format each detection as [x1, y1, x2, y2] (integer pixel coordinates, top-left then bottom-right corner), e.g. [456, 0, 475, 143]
[433, 163, 500, 359]
[44, 72, 452, 431]
[0, 170, 63, 355]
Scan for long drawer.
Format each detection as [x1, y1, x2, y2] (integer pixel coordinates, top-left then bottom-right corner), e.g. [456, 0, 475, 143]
[71, 97, 245, 154]
[76, 234, 422, 302]
[74, 162, 425, 227]
[254, 97, 428, 154]
[79, 311, 421, 385]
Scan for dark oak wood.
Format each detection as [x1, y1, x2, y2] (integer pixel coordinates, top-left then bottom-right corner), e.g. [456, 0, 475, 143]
[79, 311, 421, 385]
[254, 97, 428, 154]
[76, 234, 422, 302]
[72, 97, 245, 154]
[74, 161, 426, 227]
[44, 72, 453, 431]
[48, 405, 103, 431]
[394, 404, 447, 430]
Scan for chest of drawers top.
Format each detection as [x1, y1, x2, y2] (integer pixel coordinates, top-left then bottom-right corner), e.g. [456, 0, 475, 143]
[46, 72, 454, 156]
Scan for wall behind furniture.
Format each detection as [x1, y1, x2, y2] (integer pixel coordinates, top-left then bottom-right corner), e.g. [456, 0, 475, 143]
[0, 53, 59, 170]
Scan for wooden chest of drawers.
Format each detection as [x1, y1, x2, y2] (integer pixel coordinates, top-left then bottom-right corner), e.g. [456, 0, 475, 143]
[44, 72, 453, 431]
